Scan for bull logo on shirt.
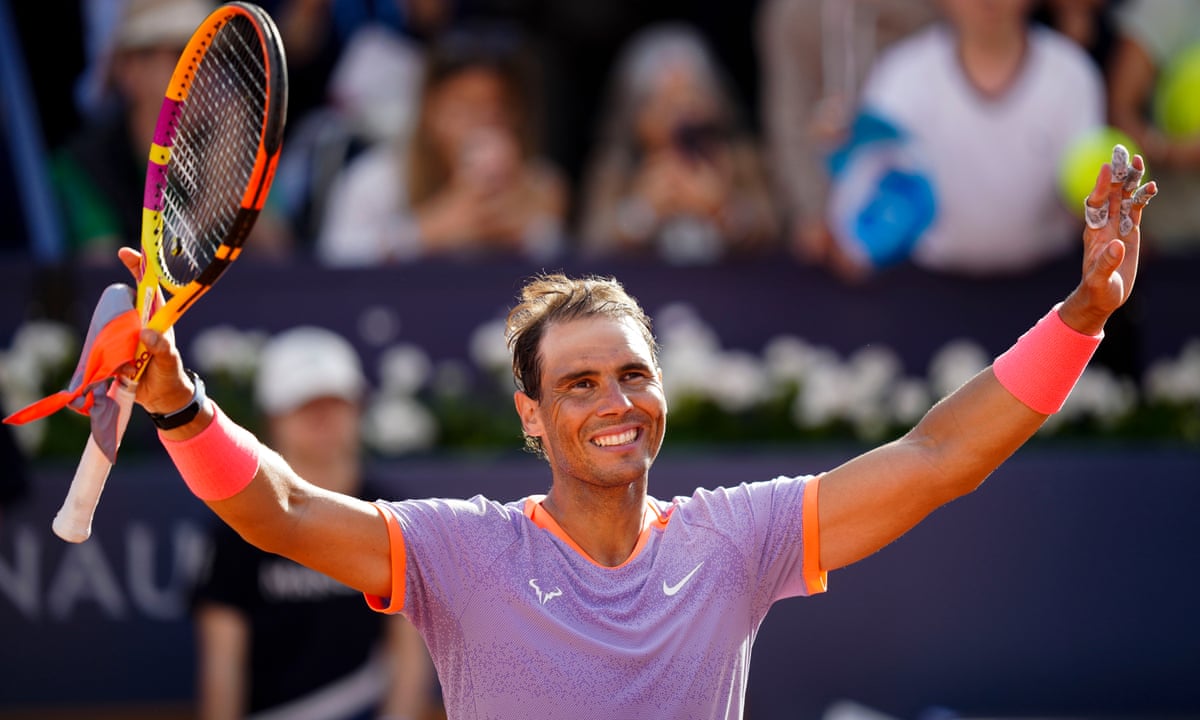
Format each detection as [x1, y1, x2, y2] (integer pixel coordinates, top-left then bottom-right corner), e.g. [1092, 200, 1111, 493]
[529, 578, 563, 605]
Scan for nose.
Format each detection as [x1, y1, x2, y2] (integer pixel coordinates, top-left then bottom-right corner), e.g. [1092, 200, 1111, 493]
[595, 379, 634, 415]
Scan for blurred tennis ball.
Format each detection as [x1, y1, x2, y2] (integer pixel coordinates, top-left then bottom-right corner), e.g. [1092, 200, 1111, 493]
[1155, 43, 1200, 139]
[1058, 126, 1142, 217]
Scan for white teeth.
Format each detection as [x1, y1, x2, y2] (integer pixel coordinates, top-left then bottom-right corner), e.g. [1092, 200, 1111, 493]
[593, 429, 637, 447]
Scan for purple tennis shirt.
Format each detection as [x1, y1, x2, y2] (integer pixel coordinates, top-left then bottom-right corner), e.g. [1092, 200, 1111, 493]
[366, 474, 826, 719]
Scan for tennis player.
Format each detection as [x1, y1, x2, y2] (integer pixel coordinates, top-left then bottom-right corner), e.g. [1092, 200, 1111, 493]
[121, 149, 1154, 719]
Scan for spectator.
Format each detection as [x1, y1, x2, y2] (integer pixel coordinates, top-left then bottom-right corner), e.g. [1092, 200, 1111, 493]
[829, 0, 1105, 277]
[575, 22, 779, 265]
[264, 0, 457, 144]
[1107, 0, 1200, 254]
[266, 0, 462, 245]
[316, 22, 568, 265]
[48, 0, 293, 265]
[757, 0, 941, 280]
[189, 326, 439, 720]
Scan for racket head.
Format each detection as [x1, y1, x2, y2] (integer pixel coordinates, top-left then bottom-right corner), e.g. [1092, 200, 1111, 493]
[137, 1, 288, 330]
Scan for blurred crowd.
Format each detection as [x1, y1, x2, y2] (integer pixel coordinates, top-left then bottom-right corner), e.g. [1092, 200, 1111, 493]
[5, 0, 1200, 275]
[3, 3, 1197, 716]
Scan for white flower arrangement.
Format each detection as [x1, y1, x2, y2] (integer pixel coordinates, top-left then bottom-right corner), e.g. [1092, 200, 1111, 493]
[363, 394, 437, 455]
[0, 319, 79, 453]
[1, 310, 1197, 459]
[367, 342, 438, 454]
[189, 324, 267, 382]
[1144, 339, 1200, 406]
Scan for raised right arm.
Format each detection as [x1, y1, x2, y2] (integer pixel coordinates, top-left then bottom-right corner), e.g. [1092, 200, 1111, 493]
[119, 248, 394, 598]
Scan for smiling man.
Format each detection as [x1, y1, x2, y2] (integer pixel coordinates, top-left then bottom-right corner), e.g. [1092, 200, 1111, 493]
[119, 147, 1154, 719]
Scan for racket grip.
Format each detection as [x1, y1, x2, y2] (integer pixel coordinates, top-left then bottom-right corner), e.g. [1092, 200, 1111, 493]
[52, 379, 137, 543]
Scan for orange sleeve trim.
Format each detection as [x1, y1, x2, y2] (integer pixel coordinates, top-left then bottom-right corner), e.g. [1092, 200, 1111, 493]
[802, 476, 829, 595]
[363, 501, 407, 614]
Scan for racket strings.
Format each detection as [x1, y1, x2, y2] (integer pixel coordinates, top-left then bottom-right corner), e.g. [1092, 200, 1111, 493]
[160, 14, 269, 288]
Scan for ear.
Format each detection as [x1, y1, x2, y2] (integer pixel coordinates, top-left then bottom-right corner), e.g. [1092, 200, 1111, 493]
[513, 390, 543, 438]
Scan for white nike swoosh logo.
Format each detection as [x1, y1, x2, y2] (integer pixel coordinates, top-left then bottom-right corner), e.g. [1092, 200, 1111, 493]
[663, 562, 704, 596]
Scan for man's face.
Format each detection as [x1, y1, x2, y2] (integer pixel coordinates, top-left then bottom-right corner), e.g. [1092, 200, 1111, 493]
[270, 396, 361, 483]
[938, 0, 1033, 32]
[514, 316, 667, 490]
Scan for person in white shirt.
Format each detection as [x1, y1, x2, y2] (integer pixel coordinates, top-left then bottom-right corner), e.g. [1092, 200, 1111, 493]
[834, 0, 1105, 276]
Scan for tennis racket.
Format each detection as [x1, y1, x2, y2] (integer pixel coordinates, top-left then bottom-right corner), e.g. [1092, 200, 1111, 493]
[53, 1, 288, 542]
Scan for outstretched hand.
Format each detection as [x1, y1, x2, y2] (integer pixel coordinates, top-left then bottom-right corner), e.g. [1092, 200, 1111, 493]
[116, 247, 194, 417]
[1060, 145, 1157, 336]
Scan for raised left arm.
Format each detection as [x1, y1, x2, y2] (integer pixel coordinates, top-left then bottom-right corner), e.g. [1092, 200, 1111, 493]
[814, 147, 1157, 573]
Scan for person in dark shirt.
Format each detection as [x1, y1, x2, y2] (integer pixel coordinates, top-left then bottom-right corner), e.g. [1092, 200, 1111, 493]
[189, 326, 438, 720]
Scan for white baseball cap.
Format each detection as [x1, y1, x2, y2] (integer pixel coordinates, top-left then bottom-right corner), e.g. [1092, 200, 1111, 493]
[115, 0, 215, 51]
[254, 326, 367, 415]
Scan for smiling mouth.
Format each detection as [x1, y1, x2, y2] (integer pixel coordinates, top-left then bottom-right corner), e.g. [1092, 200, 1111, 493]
[592, 428, 639, 447]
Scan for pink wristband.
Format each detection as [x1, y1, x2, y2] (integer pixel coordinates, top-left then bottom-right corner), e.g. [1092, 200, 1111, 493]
[993, 303, 1103, 414]
[160, 401, 260, 500]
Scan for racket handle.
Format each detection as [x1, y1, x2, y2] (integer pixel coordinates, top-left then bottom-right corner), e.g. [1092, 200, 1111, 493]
[52, 379, 137, 543]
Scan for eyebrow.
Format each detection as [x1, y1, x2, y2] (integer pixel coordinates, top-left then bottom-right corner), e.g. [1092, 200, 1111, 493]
[552, 361, 653, 388]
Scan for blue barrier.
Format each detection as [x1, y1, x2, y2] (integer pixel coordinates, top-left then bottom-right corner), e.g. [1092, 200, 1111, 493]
[2, 445, 1199, 717]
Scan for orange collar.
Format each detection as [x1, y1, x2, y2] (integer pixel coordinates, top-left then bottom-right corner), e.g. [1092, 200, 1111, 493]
[524, 495, 669, 568]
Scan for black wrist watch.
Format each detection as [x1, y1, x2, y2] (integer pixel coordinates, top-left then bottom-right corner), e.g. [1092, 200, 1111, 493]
[148, 369, 207, 430]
